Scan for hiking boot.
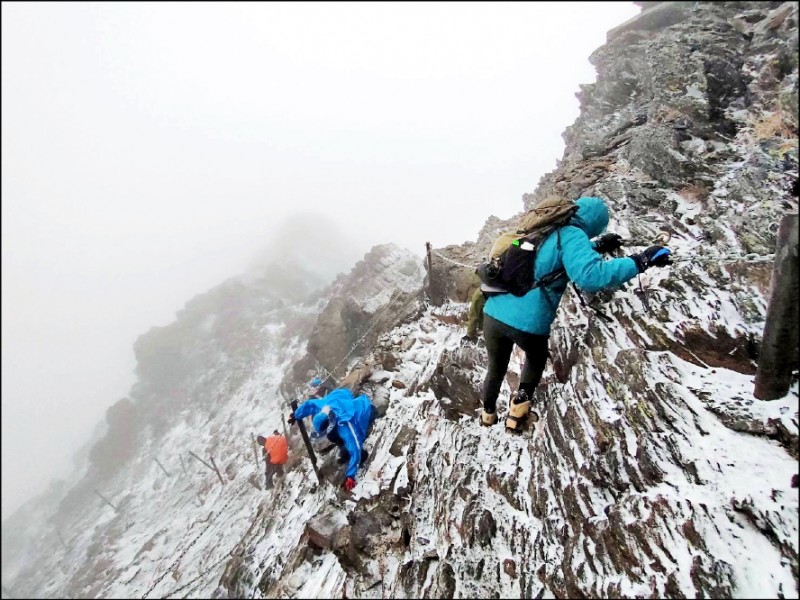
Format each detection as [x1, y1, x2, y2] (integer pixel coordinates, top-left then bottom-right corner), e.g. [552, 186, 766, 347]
[505, 390, 531, 434]
[461, 333, 485, 348]
[479, 410, 498, 426]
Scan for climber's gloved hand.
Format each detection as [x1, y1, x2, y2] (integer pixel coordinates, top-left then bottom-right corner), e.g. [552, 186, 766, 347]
[343, 476, 356, 492]
[287, 413, 296, 426]
[593, 233, 624, 254]
[631, 246, 672, 272]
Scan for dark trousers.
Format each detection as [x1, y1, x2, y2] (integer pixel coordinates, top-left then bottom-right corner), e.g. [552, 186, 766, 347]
[481, 314, 550, 413]
[264, 461, 284, 489]
[327, 428, 345, 449]
[327, 407, 376, 462]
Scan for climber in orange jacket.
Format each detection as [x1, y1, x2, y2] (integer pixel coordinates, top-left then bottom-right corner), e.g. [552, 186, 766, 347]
[257, 430, 288, 490]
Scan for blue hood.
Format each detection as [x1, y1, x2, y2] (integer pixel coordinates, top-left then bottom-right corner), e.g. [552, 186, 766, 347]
[312, 411, 330, 433]
[569, 197, 609, 239]
[483, 195, 638, 335]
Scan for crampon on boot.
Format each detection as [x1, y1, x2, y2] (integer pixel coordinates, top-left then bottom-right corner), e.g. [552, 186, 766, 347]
[505, 390, 534, 433]
[479, 410, 498, 426]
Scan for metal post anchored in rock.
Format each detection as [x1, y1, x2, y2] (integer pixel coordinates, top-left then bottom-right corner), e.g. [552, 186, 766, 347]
[754, 212, 799, 400]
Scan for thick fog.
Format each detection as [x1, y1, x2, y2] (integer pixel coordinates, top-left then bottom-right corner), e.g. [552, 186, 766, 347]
[1, 2, 640, 520]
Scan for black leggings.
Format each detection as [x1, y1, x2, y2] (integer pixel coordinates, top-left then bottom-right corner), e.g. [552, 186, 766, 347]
[481, 314, 550, 413]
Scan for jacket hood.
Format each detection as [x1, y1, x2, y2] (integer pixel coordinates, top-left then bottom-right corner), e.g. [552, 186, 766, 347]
[312, 409, 332, 433]
[570, 197, 609, 239]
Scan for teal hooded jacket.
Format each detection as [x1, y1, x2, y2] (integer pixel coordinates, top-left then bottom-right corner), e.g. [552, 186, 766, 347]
[483, 197, 639, 335]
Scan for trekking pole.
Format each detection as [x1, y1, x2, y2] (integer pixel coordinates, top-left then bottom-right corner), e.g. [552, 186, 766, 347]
[290, 399, 322, 484]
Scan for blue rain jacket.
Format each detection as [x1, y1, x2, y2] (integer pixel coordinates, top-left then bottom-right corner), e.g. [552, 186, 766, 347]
[293, 388, 375, 479]
[484, 197, 639, 335]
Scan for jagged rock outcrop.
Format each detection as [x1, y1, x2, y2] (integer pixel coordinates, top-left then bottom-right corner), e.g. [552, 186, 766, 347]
[285, 243, 426, 393]
[413, 2, 799, 598]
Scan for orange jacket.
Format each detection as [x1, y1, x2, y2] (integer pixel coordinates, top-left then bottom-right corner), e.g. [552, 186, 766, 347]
[264, 434, 288, 465]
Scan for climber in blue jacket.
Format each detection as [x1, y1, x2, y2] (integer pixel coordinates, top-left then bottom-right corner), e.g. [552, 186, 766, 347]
[288, 387, 376, 491]
[481, 196, 672, 432]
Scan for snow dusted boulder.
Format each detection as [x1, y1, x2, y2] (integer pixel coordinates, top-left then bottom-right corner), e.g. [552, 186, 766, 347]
[305, 505, 349, 551]
[429, 344, 485, 421]
[288, 243, 426, 389]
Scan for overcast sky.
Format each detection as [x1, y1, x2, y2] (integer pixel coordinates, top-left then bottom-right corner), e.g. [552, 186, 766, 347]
[1, 1, 640, 520]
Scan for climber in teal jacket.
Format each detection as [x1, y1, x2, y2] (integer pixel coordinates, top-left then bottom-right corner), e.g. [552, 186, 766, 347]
[480, 196, 672, 432]
[289, 388, 376, 491]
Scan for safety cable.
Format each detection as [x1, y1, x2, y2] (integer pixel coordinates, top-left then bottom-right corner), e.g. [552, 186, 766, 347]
[430, 250, 476, 270]
[312, 257, 429, 387]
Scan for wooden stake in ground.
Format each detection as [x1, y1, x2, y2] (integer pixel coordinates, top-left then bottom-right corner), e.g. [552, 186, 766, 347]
[154, 457, 171, 477]
[188, 450, 226, 486]
[252, 433, 262, 473]
[93, 489, 119, 513]
[754, 213, 799, 400]
[209, 455, 226, 485]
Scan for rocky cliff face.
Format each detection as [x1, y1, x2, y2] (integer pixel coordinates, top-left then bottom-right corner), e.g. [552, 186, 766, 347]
[2, 2, 797, 599]
[407, 2, 799, 597]
[285, 243, 426, 394]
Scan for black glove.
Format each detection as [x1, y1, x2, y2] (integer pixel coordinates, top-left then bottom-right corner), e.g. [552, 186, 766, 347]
[593, 233, 624, 254]
[287, 413, 296, 426]
[631, 246, 672, 272]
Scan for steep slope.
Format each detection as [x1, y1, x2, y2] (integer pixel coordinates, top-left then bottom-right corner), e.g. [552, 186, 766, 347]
[2, 2, 798, 599]
[0, 243, 425, 599]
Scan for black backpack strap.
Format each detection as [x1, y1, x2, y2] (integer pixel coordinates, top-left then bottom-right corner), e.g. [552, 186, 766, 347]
[533, 229, 567, 290]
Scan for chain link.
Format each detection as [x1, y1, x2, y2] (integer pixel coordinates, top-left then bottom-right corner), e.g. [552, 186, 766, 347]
[322, 290, 427, 385]
[669, 252, 775, 264]
[431, 250, 476, 270]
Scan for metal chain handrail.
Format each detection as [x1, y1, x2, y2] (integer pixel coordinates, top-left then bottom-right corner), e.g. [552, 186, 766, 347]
[316, 257, 429, 386]
[431, 250, 476, 270]
[669, 252, 775, 264]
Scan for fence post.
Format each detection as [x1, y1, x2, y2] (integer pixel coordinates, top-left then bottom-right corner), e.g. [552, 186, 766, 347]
[154, 457, 171, 478]
[187, 450, 226, 486]
[209, 455, 226, 486]
[252, 433, 262, 473]
[93, 489, 119, 513]
[425, 242, 434, 300]
[754, 213, 799, 400]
